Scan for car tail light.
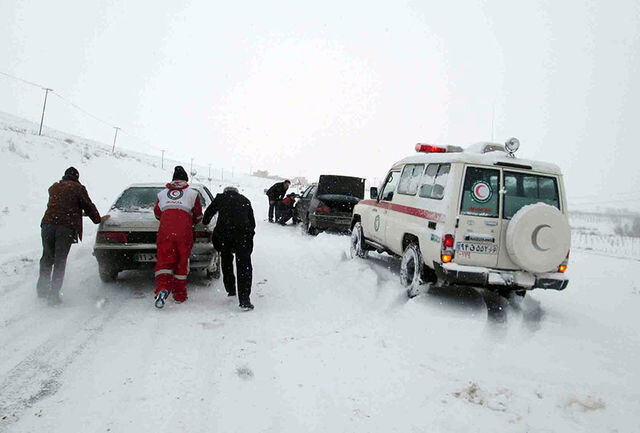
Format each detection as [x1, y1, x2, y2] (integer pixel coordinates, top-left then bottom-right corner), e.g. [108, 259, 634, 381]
[557, 250, 569, 273]
[442, 234, 454, 249]
[97, 232, 128, 243]
[441, 234, 455, 263]
[316, 205, 330, 214]
[195, 231, 211, 242]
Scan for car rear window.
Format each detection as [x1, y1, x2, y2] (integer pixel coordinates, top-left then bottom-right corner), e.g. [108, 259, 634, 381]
[114, 187, 163, 210]
[460, 167, 500, 217]
[317, 175, 365, 199]
[503, 171, 560, 218]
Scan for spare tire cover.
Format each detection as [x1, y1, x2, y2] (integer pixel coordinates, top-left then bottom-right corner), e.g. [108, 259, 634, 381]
[506, 203, 570, 273]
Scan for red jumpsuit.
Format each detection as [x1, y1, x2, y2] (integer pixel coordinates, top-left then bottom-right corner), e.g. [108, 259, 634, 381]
[153, 181, 203, 302]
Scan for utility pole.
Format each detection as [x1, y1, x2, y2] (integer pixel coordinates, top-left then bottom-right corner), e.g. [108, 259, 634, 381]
[38, 88, 52, 136]
[161, 150, 165, 169]
[208, 163, 212, 188]
[221, 168, 224, 182]
[190, 158, 194, 176]
[111, 127, 121, 153]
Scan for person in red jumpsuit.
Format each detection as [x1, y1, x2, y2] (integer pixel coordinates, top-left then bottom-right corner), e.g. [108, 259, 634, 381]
[153, 166, 203, 308]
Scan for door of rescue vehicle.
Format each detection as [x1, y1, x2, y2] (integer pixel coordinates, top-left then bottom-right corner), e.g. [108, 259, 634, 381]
[455, 165, 565, 270]
[455, 165, 503, 268]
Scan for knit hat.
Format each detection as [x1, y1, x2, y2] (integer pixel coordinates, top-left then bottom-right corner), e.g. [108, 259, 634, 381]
[172, 166, 188, 182]
[63, 167, 80, 181]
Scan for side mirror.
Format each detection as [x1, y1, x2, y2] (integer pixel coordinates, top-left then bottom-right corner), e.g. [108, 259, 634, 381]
[370, 187, 378, 200]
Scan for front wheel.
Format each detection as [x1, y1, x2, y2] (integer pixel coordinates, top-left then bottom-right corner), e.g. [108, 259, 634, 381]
[349, 222, 368, 259]
[400, 243, 424, 298]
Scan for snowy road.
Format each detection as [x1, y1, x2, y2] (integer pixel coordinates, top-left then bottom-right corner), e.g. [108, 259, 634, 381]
[1, 218, 639, 433]
[1, 113, 639, 432]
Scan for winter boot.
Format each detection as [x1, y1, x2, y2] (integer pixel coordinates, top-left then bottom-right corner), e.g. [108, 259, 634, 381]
[239, 300, 254, 311]
[155, 290, 169, 309]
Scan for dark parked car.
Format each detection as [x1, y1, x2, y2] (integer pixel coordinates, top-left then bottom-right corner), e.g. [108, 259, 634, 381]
[294, 175, 365, 235]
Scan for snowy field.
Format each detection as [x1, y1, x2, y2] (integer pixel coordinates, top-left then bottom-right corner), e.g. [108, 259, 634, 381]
[1, 112, 639, 432]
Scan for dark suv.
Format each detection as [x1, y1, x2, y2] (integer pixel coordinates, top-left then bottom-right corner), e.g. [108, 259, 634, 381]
[294, 175, 365, 234]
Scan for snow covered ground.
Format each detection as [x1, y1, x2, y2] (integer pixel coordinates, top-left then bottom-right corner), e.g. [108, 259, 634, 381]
[1, 112, 639, 432]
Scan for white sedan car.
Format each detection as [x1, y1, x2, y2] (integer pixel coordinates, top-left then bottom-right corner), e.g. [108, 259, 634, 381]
[93, 182, 220, 282]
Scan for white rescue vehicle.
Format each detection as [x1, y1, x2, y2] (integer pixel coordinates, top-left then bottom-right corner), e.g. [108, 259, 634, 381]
[350, 139, 570, 297]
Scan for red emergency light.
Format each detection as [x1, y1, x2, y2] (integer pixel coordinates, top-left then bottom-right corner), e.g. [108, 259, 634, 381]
[415, 143, 447, 153]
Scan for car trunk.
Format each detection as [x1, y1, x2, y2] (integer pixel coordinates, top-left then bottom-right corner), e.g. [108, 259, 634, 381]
[316, 175, 365, 215]
[316, 194, 361, 215]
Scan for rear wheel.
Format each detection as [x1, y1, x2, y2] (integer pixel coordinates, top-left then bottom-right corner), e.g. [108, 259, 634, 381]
[206, 252, 221, 279]
[306, 214, 318, 236]
[98, 263, 118, 283]
[400, 243, 424, 298]
[349, 222, 368, 259]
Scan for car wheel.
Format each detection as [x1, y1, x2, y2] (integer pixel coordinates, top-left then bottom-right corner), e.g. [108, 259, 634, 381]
[206, 253, 221, 280]
[98, 263, 118, 283]
[400, 243, 425, 298]
[306, 215, 318, 236]
[349, 222, 368, 259]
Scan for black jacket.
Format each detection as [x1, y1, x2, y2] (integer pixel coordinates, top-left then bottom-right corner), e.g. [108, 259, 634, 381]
[266, 181, 289, 201]
[203, 189, 255, 243]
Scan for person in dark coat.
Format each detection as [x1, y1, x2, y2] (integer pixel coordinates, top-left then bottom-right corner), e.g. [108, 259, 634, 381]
[266, 180, 290, 223]
[38, 167, 108, 304]
[203, 186, 256, 310]
[276, 193, 297, 225]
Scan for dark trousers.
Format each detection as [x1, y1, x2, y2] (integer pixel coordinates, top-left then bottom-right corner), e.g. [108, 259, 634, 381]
[37, 224, 75, 297]
[276, 208, 293, 225]
[268, 199, 276, 222]
[217, 237, 253, 303]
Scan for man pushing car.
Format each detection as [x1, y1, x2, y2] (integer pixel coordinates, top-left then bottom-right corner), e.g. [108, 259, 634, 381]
[153, 166, 203, 308]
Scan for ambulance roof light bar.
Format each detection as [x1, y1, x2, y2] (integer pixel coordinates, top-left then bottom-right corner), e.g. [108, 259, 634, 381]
[415, 143, 463, 153]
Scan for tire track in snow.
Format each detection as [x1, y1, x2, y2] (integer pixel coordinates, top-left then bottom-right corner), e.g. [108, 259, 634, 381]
[0, 304, 119, 431]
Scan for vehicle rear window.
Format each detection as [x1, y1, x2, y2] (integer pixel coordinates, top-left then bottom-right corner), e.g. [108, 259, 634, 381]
[503, 172, 560, 218]
[460, 167, 500, 217]
[397, 164, 424, 196]
[114, 187, 163, 210]
[419, 163, 450, 200]
[317, 175, 365, 199]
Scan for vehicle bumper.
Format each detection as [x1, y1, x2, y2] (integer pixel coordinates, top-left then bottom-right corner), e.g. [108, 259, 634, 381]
[93, 242, 215, 270]
[433, 262, 569, 291]
[310, 214, 352, 232]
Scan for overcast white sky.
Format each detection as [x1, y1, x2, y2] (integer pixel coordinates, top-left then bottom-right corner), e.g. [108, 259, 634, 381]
[1, 0, 639, 210]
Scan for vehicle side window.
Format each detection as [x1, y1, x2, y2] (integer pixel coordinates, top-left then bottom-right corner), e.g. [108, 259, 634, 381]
[301, 185, 313, 198]
[503, 171, 560, 219]
[380, 171, 401, 202]
[419, 163, 450, 200]
[307, 186, 317, 198]
[194, 189, 207, 208]
[397, 164, 424, 196]
[203, 186, 214, 202]
[460, 167, 500, 217]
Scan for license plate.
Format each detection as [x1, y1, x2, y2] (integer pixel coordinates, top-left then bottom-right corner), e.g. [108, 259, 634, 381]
[134, 253, 157, 262]
[456, 242, 497, 255]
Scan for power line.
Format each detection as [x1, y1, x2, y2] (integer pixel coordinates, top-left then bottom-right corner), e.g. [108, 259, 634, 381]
[50, 92, 116, 129]
[0, 70, 45, 89]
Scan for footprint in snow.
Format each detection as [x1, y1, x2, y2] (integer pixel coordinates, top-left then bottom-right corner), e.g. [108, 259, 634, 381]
[236, 366, 254, 380]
